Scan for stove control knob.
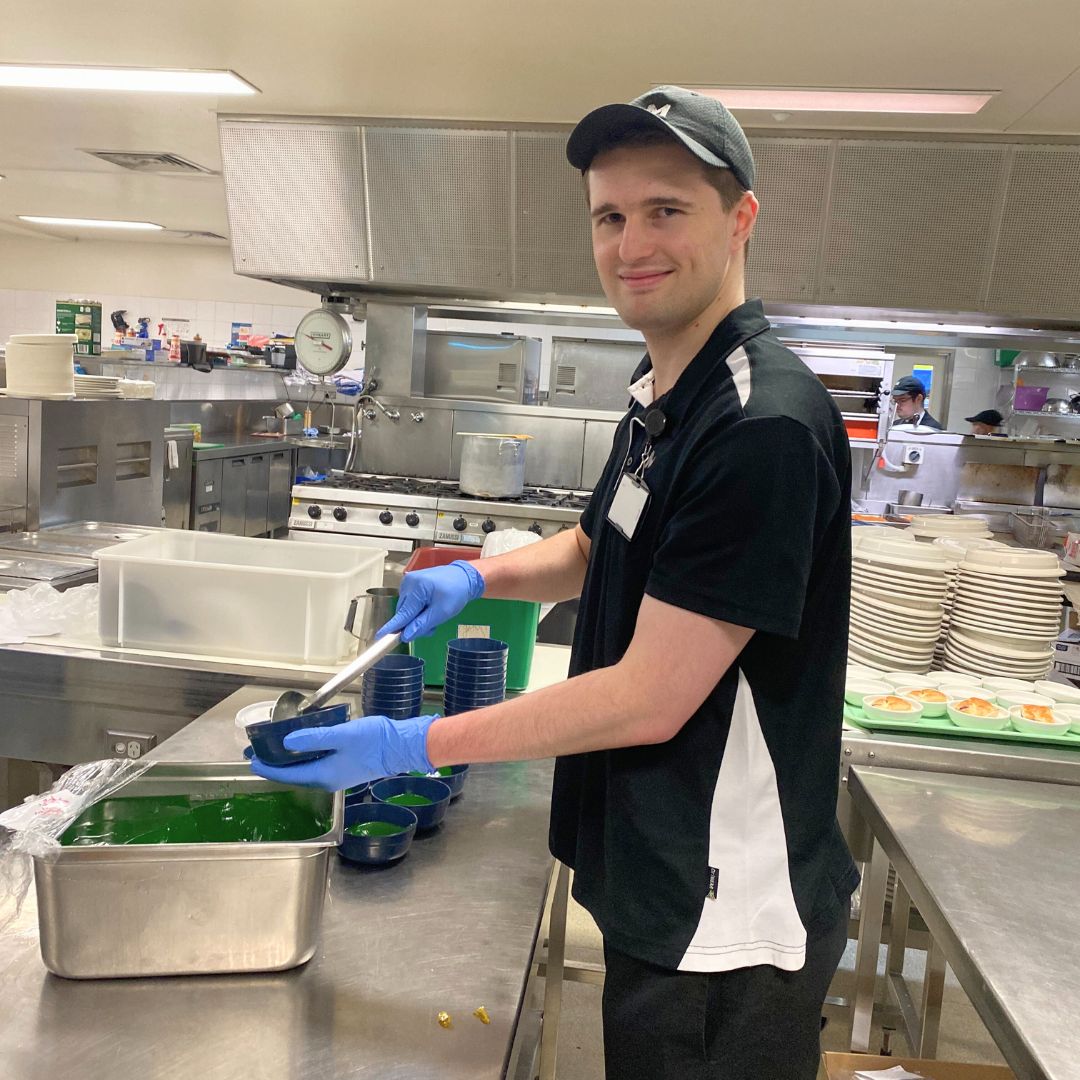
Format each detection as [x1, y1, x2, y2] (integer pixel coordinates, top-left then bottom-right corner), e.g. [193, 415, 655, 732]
[332, 506, 348, 522]
[405, 513, 420, 528]
[307, 504, 322, 519]
[453, 516, 468, 532]
[481, 519, 497, 534]
[379, 510, 394, 525]
[528, 522, 543, 535]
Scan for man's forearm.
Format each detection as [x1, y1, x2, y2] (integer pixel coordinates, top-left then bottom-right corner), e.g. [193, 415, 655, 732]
[475, 525, 589, 603]
[425, 662, 671, 767]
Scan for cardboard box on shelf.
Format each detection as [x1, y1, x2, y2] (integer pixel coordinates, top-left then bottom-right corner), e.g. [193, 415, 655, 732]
[55, 299, 102, 356]
[822, 1053, 1015, 1080]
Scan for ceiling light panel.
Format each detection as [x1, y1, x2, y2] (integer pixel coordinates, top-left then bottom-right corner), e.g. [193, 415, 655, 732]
[0, 65, 257, 94]
[19, 216, 164, 230]
[690, 87, 994, 115]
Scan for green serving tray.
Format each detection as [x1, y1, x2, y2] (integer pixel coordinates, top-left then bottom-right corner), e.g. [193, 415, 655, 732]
[843, 702, 1080, 751]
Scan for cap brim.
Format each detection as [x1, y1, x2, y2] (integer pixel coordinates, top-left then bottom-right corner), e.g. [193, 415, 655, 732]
[566, 102, 725, 172]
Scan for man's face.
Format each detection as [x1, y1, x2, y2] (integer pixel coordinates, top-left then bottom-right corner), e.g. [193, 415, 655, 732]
[585, 141, 755, 336]
[893, 394, 922, 420]
[971, 422, 993, 436]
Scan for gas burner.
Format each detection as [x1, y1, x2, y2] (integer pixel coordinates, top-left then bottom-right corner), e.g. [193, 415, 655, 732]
[312, 474, 454, 500]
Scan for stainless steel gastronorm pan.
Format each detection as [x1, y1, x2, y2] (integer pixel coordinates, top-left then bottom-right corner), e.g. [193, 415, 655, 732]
[32, 762, 343, 979]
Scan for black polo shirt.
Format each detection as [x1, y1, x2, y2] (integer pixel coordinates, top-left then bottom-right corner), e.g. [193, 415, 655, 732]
[551, 298, 859, 973]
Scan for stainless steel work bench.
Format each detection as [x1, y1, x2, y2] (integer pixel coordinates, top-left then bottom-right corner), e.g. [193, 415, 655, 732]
[0, 685, 560, 1080]
[848, 765, 1080, 1080]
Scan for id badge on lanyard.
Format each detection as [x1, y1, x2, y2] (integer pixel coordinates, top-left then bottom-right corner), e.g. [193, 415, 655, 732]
[606, 408, 665, 541]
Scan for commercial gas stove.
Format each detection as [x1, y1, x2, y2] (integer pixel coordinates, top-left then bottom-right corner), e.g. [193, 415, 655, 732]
[288, 472, 591, 551]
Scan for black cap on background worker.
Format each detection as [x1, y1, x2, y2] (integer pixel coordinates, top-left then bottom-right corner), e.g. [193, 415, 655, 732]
[964, 409, 1004, 436]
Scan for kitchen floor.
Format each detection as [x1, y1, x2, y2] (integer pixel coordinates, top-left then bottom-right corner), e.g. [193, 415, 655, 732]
[551, 883, 1007, 1079]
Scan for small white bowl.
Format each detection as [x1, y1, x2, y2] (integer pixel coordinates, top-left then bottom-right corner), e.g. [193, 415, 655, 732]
[844, 679, 892, 707]
[896, 686, 950, 717]
[994, 689, 1056, 711]
[981, 676, 1035, 695]
[1051, 704, 1080, 734]
[947, 698, 1010, 731]
[881, 671, 932, 688]
[1033, 680, 1080, 705]
[863, 695, 924, 723]
[1009, 704, 1071, 735]
[846, 663, 883, 678]
[937, 683, 992, 703]
[938, 669, 984, 686]
[235, 700, 276, 751]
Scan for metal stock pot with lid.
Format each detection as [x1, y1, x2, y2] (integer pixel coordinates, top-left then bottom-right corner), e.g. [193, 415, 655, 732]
[457, 433, 532, 498]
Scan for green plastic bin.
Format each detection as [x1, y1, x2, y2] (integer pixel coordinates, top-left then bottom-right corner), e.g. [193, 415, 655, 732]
[403, 547, 540, 691]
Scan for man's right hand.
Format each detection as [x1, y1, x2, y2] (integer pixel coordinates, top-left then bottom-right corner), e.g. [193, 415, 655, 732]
[377, 560, 485, 642]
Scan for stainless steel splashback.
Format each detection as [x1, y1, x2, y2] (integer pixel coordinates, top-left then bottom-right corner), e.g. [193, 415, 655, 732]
[358, 398, 620, 490]
[220, 114, 1080, 320]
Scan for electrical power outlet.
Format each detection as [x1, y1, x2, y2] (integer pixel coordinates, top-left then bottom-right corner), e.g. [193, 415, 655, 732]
[105, 730, 157, 760]
[903, 446, 923, 464]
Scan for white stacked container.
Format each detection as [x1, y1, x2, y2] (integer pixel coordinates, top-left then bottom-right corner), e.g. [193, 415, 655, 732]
[97, 532, 386, 664]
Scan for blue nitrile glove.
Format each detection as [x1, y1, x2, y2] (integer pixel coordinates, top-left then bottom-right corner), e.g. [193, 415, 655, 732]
[248, 714, 438, 791]
[378, 561, 485, 643]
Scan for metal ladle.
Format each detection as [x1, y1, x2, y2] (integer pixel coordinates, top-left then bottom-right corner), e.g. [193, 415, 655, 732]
[271, 631, 404, 722]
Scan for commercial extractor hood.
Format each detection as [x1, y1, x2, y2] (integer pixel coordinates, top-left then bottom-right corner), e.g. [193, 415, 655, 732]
[218, 115, 1080, 321]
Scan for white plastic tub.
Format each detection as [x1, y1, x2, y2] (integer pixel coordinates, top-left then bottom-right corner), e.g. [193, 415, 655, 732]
[97, 531, 386, 664]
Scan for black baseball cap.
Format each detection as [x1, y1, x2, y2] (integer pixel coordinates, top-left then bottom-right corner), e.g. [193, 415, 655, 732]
[566, 85, 755, 190]
[891, 375, 928, 397]
[964, 409, 1004, 426]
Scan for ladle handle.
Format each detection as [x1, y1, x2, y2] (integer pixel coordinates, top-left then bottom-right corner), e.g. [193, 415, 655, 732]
[302, 632, 403, 713]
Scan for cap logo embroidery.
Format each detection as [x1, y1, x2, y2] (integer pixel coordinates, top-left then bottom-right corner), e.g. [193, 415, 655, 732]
[646, 103, 672, 118]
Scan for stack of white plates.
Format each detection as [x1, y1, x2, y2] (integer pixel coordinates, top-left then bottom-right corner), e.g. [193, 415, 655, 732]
[907, 514, 993, 542]
[942, 547, 1065, 678]
[73, 374, 122, 399]
[849, 532, 950, 674]
[930, 536, 1008, 667]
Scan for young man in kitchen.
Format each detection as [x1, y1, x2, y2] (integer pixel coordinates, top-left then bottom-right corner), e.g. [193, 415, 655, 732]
[251, 85, 858, 1080]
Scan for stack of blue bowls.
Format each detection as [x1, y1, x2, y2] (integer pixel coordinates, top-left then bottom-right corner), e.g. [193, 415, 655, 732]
[361, 654, 425, 720]
[444, 638, 508, 715]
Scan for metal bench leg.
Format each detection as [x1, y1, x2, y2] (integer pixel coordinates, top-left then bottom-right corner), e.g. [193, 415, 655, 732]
[851, 840, 890, 1052]
[538, 861, 570, 1080]
[918, 935, 947, 1058]
[887, 878, 912, 976]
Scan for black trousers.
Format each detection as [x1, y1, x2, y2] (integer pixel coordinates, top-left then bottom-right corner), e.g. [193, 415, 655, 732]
[601, 909, 848, 1080]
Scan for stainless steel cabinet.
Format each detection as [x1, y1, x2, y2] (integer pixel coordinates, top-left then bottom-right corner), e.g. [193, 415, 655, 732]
[192, 458, 223, 532]
[221, 457, 248, 536]
[244, 454, 270, 537]
[268, 450, 293, 537]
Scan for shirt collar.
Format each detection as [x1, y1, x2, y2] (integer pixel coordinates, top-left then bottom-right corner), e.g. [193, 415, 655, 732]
[625, 298, 771, 417]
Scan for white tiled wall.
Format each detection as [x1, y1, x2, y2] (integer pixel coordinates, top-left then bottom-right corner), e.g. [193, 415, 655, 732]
[0, 289, 312, 350]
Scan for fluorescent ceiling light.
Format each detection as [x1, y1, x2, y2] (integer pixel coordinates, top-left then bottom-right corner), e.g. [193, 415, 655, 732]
[19, 216, 164, 230]
[690, 87, 993, 115]
[0, 64, 257, 95]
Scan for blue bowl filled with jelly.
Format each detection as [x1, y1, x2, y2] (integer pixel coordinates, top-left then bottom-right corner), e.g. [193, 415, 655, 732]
[338, 801, 418, 865]
[246, 703, 350, 766]
[370, 775, 451, 830]
[406, 764, 470, 799]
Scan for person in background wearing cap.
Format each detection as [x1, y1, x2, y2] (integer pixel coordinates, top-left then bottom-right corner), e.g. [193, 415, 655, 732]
[890, 374, 942, 429]
[966, 408, 1004, 436]
[250, 85, 858, 1080]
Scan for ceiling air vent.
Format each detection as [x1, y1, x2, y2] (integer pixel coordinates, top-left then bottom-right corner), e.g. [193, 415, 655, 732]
[82, 150, 216, 175]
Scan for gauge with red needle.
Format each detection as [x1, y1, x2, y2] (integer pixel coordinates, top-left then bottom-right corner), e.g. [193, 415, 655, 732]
[294, 307, 353, 376]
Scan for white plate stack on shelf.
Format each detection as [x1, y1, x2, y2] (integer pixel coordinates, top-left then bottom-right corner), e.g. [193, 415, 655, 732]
[849, 530, 951, 674]
[942, 547, 1065, 679]
[2, 333, 77, 398]
[906, 514, 994, 543]
[930, 535, 1008, 667]
[73, 374, 122, 398]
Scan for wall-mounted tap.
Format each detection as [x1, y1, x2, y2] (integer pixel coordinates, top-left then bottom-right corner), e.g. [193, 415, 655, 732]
[410, 411, 425, 423]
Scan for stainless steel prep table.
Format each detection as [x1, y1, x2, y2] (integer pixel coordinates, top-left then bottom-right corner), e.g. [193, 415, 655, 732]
[848, 765, 1080, 1079]
[0, 684, 555, 1080]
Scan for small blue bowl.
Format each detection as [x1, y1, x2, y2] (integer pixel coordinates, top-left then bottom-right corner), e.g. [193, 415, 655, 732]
[344, 782, 370, 807]
[447, 638, 508, 658]
[406, 764, 470, 799]
[370, 776, 451, 830]
[338, 802, 417, 865]
[444, 692, 504, 709]
[246, 703, 350, 766]
[366, 654, 425, 679]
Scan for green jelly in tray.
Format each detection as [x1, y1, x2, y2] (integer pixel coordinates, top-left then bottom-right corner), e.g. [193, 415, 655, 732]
[59, 790, 331, 846]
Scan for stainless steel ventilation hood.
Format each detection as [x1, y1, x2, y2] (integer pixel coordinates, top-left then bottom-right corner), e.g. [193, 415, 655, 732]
[218, 115, 1080, 322]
